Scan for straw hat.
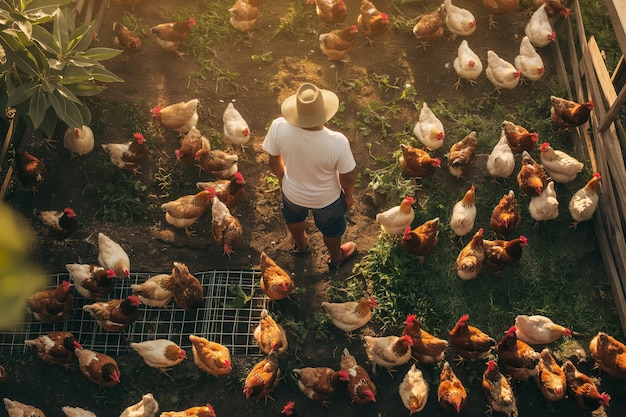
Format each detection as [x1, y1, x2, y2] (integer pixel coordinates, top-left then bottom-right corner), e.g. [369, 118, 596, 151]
[281, 83, 339, 128]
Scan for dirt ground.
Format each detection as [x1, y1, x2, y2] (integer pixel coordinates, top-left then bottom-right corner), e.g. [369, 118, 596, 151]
[1, 0, 624, 416]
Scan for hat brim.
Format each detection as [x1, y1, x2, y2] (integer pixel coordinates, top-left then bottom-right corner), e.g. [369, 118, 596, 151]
[281, 88, 339, 128]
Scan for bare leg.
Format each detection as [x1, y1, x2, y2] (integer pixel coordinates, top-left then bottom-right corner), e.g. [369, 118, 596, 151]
[287, 221, 309, 251]
[324, 235, 343, 263]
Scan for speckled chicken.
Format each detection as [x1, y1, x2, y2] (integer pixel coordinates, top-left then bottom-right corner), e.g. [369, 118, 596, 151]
[253, 309, 288, 355]
[161, 188, 214, 237]
[568, 172, 601, 227]
[152, 98, 199, 134]
[322, 297, 377, 337]
[515, 36, 544, 82]
[340, 347, 377, 405]
[562, 360, 611, 411]
[357, 0, 389, 44]
[455, 228, 484, 280]
[399, 143, 441, 178]
[211, 196, 243, 257]
[314, 0, 347, 24]
[438, 361, 467, 413]
[490, 190, 521, 237]
[260, 251, 294, 301]
[401, 314, 448, 364]
[15, 149, 46, 194]
[189, 334, 231, 376]
[497, 326, 541, 381]
[400, 217, 440, 260]
[539, 142, 583, 183]
[101, 132, 149, 174]
[171, 262, 204, 311]
[130, 340, 187, 375]
[447, 130, 477, 178]
[293, 367, 349, 406]
[24, 331, 82, 366]
[66, 263, 115, 299]
[75, 348, 121, 388]
[243, 350, 280, 401]
[194, 149, 239, 179]
[376, 196, 415, 235]
[130, 272, 174, 307]
[151, 17, 195, 57]
[83, 295, 140, 332]
[517, 151, 548, 197]
[514, 314, 571, 345]
[412, 5, 446, 49]
[197, 172, 245, 210]
[449, 314, 496, 363]
[319, 25, 358, 62]
[453, 40, 483, 89]
[34, 207, 78, 241]
[589, 332, 626, 379]
[450, 185, 476, 240]
[399, 364, 429, 414]
[525, 4, 555, 47]
[482, 236, 527, 272]
[28, 280, 73, 324]
[486, 51, 521, 90]
[63, 125, 94, 157]
[413, 101, 445, 150]
[482, 360, 518, 417]
[501, 120, 538, 154]
[550, 95, 594, 129]
[534, 348, 566, 402]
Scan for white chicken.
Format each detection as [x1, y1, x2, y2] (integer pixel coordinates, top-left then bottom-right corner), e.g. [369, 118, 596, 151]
[61, 407, 96, 417]
[450, 185, 476, 239]
[130, 340, 187, 375]
[130, 273, 174, 307]
[375, 196, 415, 235]
[539, 142, 584, 183]
[568, 172, 601, 227]
[514, 314, 572, 345]
[444, 0, 476, 40]
[453, 40, 483, 89]
[223, 102, 250, 151]
[63, 125, 94, 157]
[487, 131, 515, 180]
[529, 181, 559, 223]
[413, 102, 445, 151]
[4, 399, 45, 417]
[363, 334, 413, 373]
[514, 36, 544, 82]
[119, 393, 159, 417]
[97, 232, 130, 279]
[486, 50, 521, 91]
[399, 364, 429, 414]
[525, 4, 556, 47]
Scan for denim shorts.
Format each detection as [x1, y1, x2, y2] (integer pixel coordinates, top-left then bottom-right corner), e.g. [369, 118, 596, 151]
[282, 192, 347, 238]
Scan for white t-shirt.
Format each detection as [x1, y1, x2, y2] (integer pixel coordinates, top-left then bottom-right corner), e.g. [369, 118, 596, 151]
[262, 117, 356, 208]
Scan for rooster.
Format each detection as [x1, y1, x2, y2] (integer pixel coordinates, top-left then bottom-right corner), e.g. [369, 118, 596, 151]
[562, 360, 611, 411]
[253, 309, 288, 356]
[319, 25, 357, 62]
[229, 0, 264, 35]
[130, 272, 174, 307]
[357, 0, 389, 45]
[211, 196, 242, 257]
[438, 361, 467, 413]
[189, 334, 231, 376]
[539, 142, 583, 183]
[63, 125, 94, 157]
[340, 347, 377, 405]
[66, 263, 115, 299]
[197, 172, 245, 210]
[151, 17, 195, 57]
[176, 126, 211, 165]
[550, 95, 594, 129]
[161, 188, 215, 237]
[444, 0, 476, 41]
[3, 399, 45, 417]
[24, 331, 82, 366]
[260, 251, 294, 301]
[412, 5, 446, 49]
[497, 326, 541, 381]
[534, 348, 566, 402]
[483, 0, 519, 29]
[449, 314, 496, 363]
[413, 101, 445, 150]
[194, 149, 239, 179]
[314, 0, 347, 24]
[101, 132, 149, 174]
[450, 185, 476, 241]
[453, 40, 483, 89]
[75, 348, 121, 388]
[322, 297, 377, 338]
[243, 350, 280, 402]
[171, 262, 204, 311]
[487, 131, 515, 180]
[113, 22, 142, 61]
[97, 232, 131, 279]
[483, 236, 527, 272]
[119, 393, 159, 417]
[376, 196, 415, 235]
[490, 190, 521, 237]
[455, 228, 484, 280]
[447, 130, 477, 178]
[399, 364, 429, 414]
[401, 314, 448, 364]
[399, 144, 441, 178]
[514, 314, 572, 345]
[28, 280, 73, 324]
[130, 340, 186, 376]
[34, 207, 78, 241]
[514, 36, 544, 82]
[486, 50, 521, 91]
[363, 334, 413, 374]
[529, 181, 559, 224]
[517, 151, 548, 197]
[502, 120, 538, 154]
[525, 4, 556, 47]
[568, 172, 601, 227]
[223, 102, 250, 152]
[83, 295, 141, 332]
[152, 99, 199, 134]
[589, 332, 626, 379]
[15, 149, 46, 194]
[482, 360, 518, 417]
[292, 367, 349, 406]
[400, 218, 439, 260]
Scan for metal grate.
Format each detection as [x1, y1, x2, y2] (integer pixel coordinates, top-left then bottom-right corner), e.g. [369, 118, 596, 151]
[0, 270, 267, 356]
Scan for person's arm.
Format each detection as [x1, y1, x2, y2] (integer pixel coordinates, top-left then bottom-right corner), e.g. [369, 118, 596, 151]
[339, 168, 357, 210]
[268, 154, 285, 186]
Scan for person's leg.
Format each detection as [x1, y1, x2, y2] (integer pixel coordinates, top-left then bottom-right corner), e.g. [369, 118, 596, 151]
[324, 235, 343, 263]
[287, 221, 309, 251]
[281, 193, 310, 252]
[313, 193, 356, 266]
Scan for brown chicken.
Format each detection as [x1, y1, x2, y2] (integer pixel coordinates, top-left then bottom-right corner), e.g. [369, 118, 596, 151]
[253, 308, 288, 355]
[28, 280, 74, 324]
[455, 228, 484, 280]
[152, 99, 199, 134]
[438, 361, 467, 413]
[482, 360, 518, 417]
[83, 295, 141, 332]
[322, 297, 377, 337]
[189, 334, 231, 376]
[15, 149, 46, 193]
[447, 131, 477, 179]
[172, 262, 204, 311]
[293, 367, 349, 406]
[319, 25, 357, 62]
[314, 0, 347, 24]
[101, 132, 149, 174]
[130, 272, 174, 307]
[113, 22, 142, 59]
[260, 251, 294, 301]
[449, 314, 497, 363]
[161, 188, 214, 237]
[589, 332, 626, 379]
[357, 0, 389, 44]
[151, 17, 195, 57]
[211, 196, 243, 257]
[483, 0, 519, 29]
[243, 350, 281, 402]
[536, 0, 570, 18]
[501, 120, 538, 154]
[229, 0, 264, 35]
[75, 348, 121, 388]
[517, 151, 547, 197]
[196, 172, 245, 210]
[176, 126, 211, 165]
[399, 143, 441, 178]
[401, 314, 448, 364]
[400, 217, 439, 260]
[340, 347, 377, 405]
[130, 339, 187, 375]
[490, 190, 521, 237]
[412, 5, 446, 49]
[534, 348, 566, 402]
[34, 207, 78, 240]
[194, 149, 239, 179]
[161, 404, 216, 417]
[497, 326, 541, 381]
[24, 331, 82, 366]
[550, 96, 594, 129]
[482, 236, 528, 272]
[562, 360, 611, 411]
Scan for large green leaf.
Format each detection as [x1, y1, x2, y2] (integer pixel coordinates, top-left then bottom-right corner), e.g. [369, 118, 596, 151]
[77, 47, 123, 62]
[22, 0, 73, 16]
[55, 63, 91, 84]
[15, 20, 32, 41]
[69, 80, 105, 97]
[87, 65, 123, 83]
[7, 80, 36, 106]
[39, 105, 58, 138]
[54, 82, 80, 103]
[48, 88, 84, 127]
[66, 22, 93, 54]
[52, 5, 68, 52]
[28, 85, 46, 128]
[31, 25, 60, 55]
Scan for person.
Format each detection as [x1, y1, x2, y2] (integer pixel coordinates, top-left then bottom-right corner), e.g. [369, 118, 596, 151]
[262, 82, 357, 268]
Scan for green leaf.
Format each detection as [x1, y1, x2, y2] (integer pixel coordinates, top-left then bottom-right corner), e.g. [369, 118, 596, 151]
[54, 82, 80, 103]
[49, 88, 83, 127]
[66, 22, 93, 54]
[28, 85, 47, 128]
[68, 80, 104, 97]
[55, 63, 90, 84]
[77, 47, 123, 62]
[23, 0, 73, 16]
[31, 25, 60, 55]
[52, 6, 68, 52]
[15, 20, 32, 41]
[7, 80, 36, 106]
[38, 106, 58, 138]
[88, 65, 123, 83]
[225, 284, 254, 308]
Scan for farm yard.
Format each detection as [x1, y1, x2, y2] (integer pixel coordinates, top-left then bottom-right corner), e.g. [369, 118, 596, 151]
[1, 0, 625, 416]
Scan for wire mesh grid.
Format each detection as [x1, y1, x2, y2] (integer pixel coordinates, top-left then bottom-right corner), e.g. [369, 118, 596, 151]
[0, 270, 267, 356]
